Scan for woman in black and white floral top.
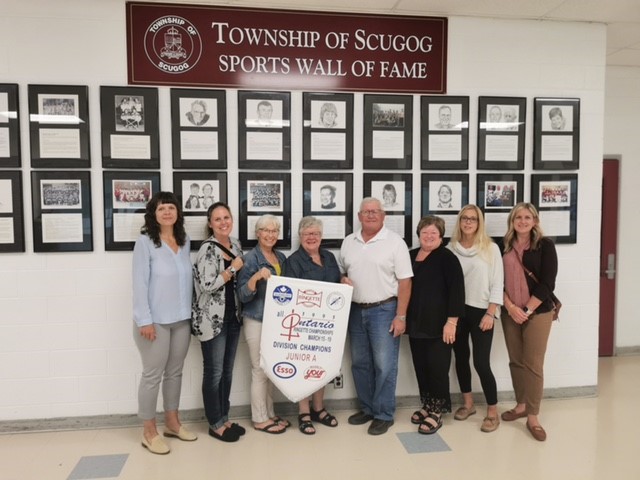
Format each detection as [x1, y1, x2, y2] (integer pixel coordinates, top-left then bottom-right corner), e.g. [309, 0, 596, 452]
[192, 202, 245, 443]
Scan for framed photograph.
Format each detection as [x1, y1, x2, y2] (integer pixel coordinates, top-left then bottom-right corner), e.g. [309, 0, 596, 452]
[477, 96, 526, 170]
[103, 171, 160, 251]
[531, 174, 578, 243]
[476, 173, 524, 239]
[28, 85, 90, 168]
[0, 84, 21, 168]
[170, 88, 227, 170]
[302, 173, 353, 248]
[533, 98, 580, 170]
[173, 171, 228, 249]
[238, 91, 291, 169]
[0, 171, 25, 253]
[421, 174, 469, 237]
[302, 92, 354, 169]
[31, 170, 92, 252]
[239, 172, 291, 249]
[363, 173, 413, 244]
[421, 96, 469, 170]
[100, 86, 159, 169]
[364, 95, 413, 170]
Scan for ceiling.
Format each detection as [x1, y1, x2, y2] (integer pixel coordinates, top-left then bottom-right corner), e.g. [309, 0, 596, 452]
[153, 0, 640, 67]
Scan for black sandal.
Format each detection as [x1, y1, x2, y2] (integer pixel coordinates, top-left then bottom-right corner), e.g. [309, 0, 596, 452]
[310, 408, 338, 427]
[298, 414, 316, 435]
[411, 407, 428, 425]
[418, 412, 443, 435]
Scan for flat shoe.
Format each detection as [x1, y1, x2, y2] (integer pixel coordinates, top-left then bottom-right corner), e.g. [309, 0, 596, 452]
[454, 406, 477, 421]
[526, 421, 547, 441]
[142, 435, 170, 455]
[367, 419, 394, 435]
[209, 427, 240, 443]
[163, 426, 198, 441]
[254, 421, 286, 434]
[501, 408, 527, 422]
[348, 411, 374, 425]
[271, 416, 291, 428]
[229, 422, 246, 436]
[481, 416, 500, 433]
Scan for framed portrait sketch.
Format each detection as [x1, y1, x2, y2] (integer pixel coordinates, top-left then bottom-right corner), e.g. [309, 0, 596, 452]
[533, 98, 580, 170]
[363, 173, 412, 244]
[364, 95, 413, 170]
[0, 84, 21, 168]
[531, 174, 577, 243]
[173, 171, 228, 249]
[28, 85, 90, 168]
[170, 88, 227, 170]
[421, 96, 469, 170]
[31, 170, 92, 252]
[238, 91, 291, 170]
[477, 96, 526, 170]
[239, 172, 291, 249]
[421, 174, 469, 237]
[103, 171, 160, 251]
[0, 171, 25, 253]
[100, 86, 159, 169]
[302, 173, 353, 248]
[302, 92, 354, 169]
[476, 173, 524, 239]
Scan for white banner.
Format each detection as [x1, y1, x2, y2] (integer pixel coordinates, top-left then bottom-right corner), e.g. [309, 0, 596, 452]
[260, 276, 353, 402]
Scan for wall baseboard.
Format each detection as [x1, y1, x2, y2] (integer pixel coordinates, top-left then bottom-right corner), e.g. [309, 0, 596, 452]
[0, 386, 596, 434]
[616, 346, 640, 356]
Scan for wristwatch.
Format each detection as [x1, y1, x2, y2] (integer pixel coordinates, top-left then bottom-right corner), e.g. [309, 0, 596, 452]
[227, 266, 236, 276]
[523, 306, 531, 316]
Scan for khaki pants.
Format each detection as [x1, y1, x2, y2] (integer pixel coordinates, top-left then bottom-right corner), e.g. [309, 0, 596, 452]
[501, 311, 554, 415]
[243, 317, 276, 423]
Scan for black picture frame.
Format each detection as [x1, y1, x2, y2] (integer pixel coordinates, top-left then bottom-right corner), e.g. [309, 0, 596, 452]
[170, 88, 227, 170]
[100, 86, 159, 169]
[103, 171, 160, 251]
[0, 171, 25, 253]
[238, 91, 291, 170]
[302, 173, 353, 248]
[28, 84, 90, 169]
[31, 170, 92, 252]
[364, 95, 413, 170]
[173, 171, 228, 250]
[363, 173, 413, 245]
[476, 173, 524, 239]
[0, 84, 21, 168]
[533, 98, 580, 170]
[531, 173, 578, 244]
[421, 96, 469, 170]
[239, 172, 291, 249]
[421, 173, 469, 237]
[477, 96, 526, 170]
[302, 92, 354, 169]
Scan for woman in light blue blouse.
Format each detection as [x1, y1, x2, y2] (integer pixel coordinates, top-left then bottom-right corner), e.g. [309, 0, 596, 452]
[132, 191, 197, 455]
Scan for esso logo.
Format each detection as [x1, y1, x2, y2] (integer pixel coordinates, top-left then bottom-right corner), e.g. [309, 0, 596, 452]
[304, 367, 326, 381]
[273, 362, 296, 379]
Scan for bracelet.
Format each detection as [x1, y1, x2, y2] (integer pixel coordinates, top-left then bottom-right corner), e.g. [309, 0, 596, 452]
[485, 312, 498, 321]
[396, 315, 406, 321]
[447, 320, 457, 327]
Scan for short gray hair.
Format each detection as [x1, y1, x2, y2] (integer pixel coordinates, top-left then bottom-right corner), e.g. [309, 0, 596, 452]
[298, 216, 323, 236]
[359, 197, 383, 212]
[254, 214, 280, 235]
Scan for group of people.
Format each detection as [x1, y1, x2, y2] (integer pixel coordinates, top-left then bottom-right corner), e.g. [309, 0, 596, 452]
[132, 191, 558, 454]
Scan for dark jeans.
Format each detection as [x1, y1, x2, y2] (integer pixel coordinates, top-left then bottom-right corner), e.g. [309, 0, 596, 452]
[201, 310, 241, 430]
[409, 336, 452, 413]
[453, 305, 498, 405]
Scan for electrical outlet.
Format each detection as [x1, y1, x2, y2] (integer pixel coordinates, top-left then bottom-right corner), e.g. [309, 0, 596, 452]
[333, 374, 343, 389]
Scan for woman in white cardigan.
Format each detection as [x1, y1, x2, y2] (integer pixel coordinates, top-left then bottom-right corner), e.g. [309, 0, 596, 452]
[447, 204, 504, 433]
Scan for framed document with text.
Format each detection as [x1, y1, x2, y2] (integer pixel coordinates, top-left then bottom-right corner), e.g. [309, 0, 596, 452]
[531, 173, 577, 243]
[477, 96, 526, 170]
[421, 173, 469, 237]
[421, 96, 469, 170]
[364, 173, 412, 244]
[101, 86, 159, 169]
[533, 98, 580, 170]
[364, 95, 413, 170]
[0, 171, 25, 253]
[476, 173, 524, 239]
[0, 84, 21, 168]
[28, 84, 90, 168]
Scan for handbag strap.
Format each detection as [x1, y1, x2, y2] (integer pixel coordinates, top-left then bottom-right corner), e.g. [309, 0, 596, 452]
[202, 239, 237, 260]
[514, 250, 539, 283]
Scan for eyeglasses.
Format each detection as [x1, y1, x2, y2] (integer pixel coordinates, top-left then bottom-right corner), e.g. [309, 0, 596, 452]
[461, 216, 479, 223]
[301, 231, 321, 238]
[259, 228, 279, 235]
[360, 209, 382, 216]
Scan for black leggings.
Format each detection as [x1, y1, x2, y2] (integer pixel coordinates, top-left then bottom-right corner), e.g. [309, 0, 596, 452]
[453, 305, 498, 405]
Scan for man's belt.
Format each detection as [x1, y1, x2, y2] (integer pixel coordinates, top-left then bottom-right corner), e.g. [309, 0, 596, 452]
[354, 296, 397, 309]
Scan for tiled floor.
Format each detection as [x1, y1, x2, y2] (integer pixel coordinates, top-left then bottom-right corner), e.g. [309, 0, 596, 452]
[1, 355, 638, 480]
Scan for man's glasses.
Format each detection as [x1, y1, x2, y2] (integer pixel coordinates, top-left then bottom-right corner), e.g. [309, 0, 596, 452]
[360, 209, 382, 216]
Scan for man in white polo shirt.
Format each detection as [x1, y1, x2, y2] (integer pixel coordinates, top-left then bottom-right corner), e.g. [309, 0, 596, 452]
[339, 197, 413, 435]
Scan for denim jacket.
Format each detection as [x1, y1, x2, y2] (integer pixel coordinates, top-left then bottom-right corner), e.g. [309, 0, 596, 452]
[236, 245, 286, 322]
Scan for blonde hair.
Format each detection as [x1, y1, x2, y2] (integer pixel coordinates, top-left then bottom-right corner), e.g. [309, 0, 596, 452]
[503, 202, 545, 253]
[450, 204, 494, 262]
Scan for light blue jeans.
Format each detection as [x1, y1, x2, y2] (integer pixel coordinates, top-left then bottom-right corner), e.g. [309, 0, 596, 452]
[348, 301, 400, 422]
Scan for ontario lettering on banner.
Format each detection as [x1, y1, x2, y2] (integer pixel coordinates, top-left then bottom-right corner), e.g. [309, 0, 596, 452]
[126, 2, 447, 93]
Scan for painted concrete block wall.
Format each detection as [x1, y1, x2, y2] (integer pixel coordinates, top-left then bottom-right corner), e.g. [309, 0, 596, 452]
[0, 1, 606, 421]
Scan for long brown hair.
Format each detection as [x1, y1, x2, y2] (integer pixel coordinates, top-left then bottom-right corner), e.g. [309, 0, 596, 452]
[503, 202, 544, 253]
[141, 191, 187, 248]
